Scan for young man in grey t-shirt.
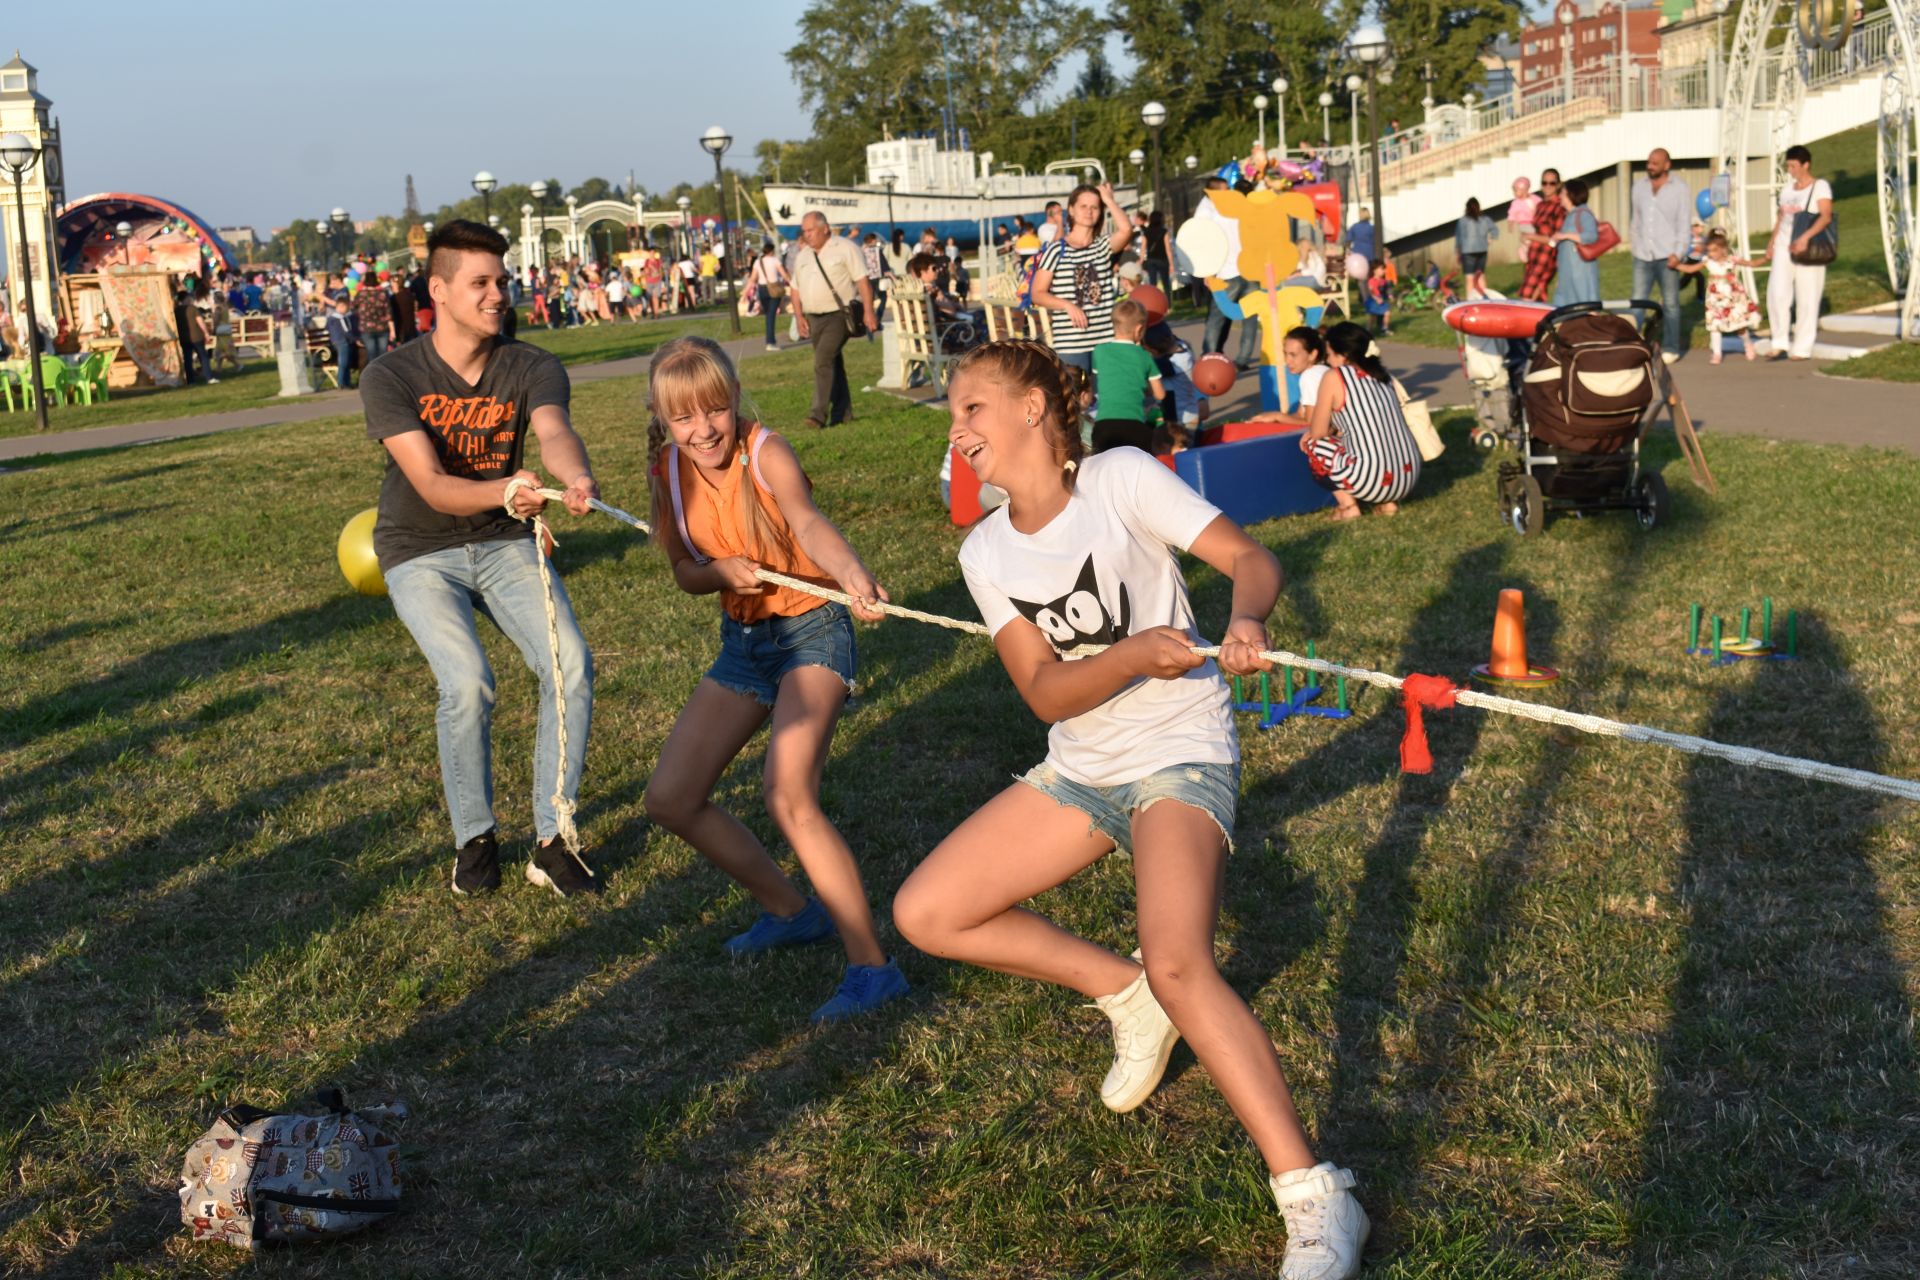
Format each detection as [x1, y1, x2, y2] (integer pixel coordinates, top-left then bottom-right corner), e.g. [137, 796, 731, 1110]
[361, 220, 601, 898]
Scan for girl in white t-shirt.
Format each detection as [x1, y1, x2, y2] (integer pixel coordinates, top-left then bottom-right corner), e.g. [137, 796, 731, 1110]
[1248, 326, 1330, 428]
[893, 340, 1369, 1280]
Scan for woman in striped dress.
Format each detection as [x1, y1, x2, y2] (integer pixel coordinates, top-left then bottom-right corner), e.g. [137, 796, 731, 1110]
[1300, 322, 1421, 520]
[1031, 181, 1133, 372]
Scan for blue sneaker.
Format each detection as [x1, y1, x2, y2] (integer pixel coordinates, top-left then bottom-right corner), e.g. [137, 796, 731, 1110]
[722, 897, 836, 955]
[811, 959, 910, 1023]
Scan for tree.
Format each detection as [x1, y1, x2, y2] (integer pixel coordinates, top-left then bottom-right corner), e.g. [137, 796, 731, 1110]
[1380, 0, 1519, 123]
[567, 176, 620, 205]
[1075, 42, 1118, 101]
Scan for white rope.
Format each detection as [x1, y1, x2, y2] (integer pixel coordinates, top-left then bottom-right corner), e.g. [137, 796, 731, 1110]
[528, 487, 1920, 805]
[504, 478, 581, 854]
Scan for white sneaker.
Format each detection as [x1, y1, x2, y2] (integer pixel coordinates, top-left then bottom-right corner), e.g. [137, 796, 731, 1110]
[1090, 956, 1179, 1113]
[1271, 1163, 1369, 1280]
[1661, 350, 1680, 364]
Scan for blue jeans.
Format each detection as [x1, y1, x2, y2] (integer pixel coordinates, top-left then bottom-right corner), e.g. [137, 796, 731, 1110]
[1202, 277, 1261, 363]
[706, 602, 856, 707]
[385, 537, 595, 847]
[331, 341, 354, 388]
[364, 331, 390, 365]
[1632, 256, 1684, 355]
[758, 285, 781, 346]
[1017, 759, 1239, 856]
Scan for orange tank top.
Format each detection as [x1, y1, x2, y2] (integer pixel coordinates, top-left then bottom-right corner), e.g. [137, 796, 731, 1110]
[668, 424, 832, 624]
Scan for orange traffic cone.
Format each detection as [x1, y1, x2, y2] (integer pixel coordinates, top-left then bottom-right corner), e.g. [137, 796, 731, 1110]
[1471, 588, 1559, 687]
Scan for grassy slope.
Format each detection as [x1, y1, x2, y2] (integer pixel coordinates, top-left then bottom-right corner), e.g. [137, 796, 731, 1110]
[2, 341, 1917, 1278]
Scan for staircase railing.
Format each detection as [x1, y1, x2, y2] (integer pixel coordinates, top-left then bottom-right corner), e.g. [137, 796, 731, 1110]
[1363, 6, 1895, 193]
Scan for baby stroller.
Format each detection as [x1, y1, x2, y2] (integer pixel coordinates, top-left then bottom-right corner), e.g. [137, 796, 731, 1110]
[1496, 301, 1669, 536]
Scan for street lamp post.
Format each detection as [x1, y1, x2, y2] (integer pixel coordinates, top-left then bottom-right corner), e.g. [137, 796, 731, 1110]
[1272, 77, 1290, 155]
[1127, 147, 1146, 192]
[1319, 90, 1334, 144]
[1254, 93, 1269, 151]
[330, 207, 350, 273]
[1349, 24, 1391, 257]
[1, 132, 50, 431]
[114, 220, 133, 268]
[472, 170, 497, 223]
[700, 124, 741, 334]
[1141, 100, 1167, 214]
[530, 181, 550, 270]
[1710, 0, 1729, 103]
[675, 195, 692, 304]
[1560, 4, 1576, 105]
[881, 174, 897, 244]
[1345, 74, 1364, 208]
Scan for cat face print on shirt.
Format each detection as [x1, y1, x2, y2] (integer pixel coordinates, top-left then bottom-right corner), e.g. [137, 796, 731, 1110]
[1009, 555, 1133, 652]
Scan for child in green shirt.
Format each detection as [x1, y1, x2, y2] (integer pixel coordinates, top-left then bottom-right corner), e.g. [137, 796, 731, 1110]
[1090, 298, 1166, 455]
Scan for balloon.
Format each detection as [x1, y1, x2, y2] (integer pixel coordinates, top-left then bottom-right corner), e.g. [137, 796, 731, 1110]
[1192, 352, 1237, 397]
[1695, 188, 1716, 220]
[1216, 162, 1242, 184]
[1274, 159, 1310, 181]
[337, 508, 386, 596]
[1129, 283, 1169, 326]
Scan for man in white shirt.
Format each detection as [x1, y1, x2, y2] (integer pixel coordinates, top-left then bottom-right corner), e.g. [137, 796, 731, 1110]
[1630, 148, 1693, 362]
[791, 211, 877, 430]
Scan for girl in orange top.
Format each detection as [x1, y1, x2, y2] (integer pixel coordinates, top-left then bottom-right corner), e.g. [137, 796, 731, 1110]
[641, 336, 909, 1022]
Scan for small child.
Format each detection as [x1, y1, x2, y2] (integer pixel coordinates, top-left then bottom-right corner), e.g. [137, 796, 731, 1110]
[1507, 176, 1539, 239]
[1675, 230, 1767, 364]
[1146, 329, 1206, 450]
[1089, 298, 1167, 455]
[1362, 260, 1393, 337]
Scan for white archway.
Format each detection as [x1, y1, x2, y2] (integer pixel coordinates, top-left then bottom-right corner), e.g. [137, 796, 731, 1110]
[1717, 0, 1920, 338]
[518, 198, 705, 269]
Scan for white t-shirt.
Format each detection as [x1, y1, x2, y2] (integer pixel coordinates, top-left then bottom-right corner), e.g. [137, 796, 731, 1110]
[1296, 363, 1329, 410]
[1773, 179, 1833, 257]
[959, 449, 1237, 787]
[1038, 221, 1061, 244]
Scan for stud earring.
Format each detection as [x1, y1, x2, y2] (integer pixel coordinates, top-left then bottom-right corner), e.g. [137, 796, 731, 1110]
[1026, 414, 1035, 427]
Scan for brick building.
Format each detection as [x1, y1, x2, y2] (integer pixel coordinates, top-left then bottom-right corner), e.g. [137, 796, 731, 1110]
[1517, 0, 1665, 97]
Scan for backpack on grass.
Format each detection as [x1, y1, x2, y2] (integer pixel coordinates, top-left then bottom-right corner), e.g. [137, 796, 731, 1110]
[179, 1088, 403, 1250]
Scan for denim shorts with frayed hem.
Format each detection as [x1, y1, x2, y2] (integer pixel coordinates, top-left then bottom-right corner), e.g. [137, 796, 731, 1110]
[705, 602, 856, 708]
[1017, 759, 1239, 857]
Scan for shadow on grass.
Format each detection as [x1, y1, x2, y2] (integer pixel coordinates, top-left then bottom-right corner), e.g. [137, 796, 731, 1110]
[1629, 617, 1920, 1276]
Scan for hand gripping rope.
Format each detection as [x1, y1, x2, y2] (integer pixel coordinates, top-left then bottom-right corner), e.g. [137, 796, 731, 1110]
[514, 485, 1920, 807]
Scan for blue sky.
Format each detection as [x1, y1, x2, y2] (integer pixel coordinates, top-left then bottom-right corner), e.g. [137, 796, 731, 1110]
[5, 0, 1141, 240]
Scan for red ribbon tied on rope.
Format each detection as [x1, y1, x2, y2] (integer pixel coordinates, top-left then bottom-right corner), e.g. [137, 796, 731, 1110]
[1400, 674, 1459, 775]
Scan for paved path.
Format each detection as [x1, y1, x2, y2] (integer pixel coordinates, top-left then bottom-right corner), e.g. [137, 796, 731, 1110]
[3, 319, 1913, 464]
[1193, 323, 1920, 456]
[0, 332, 772, 465]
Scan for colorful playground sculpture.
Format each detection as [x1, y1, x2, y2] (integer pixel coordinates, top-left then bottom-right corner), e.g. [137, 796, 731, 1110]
[1174, 181, 1328, 414]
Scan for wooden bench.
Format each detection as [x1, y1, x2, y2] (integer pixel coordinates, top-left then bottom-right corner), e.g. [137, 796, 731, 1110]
[891, 278, 983, 391]
[981, 279, 1053, 345]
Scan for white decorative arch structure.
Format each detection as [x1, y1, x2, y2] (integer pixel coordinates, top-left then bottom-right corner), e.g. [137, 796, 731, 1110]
[518, 198, 703, 269]
[1717, 0, 1920, 338]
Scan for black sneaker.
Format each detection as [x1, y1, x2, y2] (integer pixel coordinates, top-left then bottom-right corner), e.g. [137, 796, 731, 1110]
[526, 836, 600, 898]
[452, 831, 500, 896]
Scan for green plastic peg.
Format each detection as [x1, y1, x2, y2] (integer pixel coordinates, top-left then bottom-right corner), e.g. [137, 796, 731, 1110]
[1762, 597, 1773, 645]
[1688, 602, 1701, 651]
[1711, 615, 1722, 662]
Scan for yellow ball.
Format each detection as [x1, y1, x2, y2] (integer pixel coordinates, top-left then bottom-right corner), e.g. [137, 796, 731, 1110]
[337, 507, 387, 597]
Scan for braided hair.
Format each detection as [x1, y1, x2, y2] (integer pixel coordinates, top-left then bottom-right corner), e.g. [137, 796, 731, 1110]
[952, 339, 1088, 486]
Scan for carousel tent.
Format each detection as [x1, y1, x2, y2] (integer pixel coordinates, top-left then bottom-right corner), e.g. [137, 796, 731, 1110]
[56, 192, 238, 276]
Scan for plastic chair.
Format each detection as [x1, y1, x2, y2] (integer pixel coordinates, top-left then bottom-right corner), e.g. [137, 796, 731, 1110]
[70, 352, 110, 405]
[0, 365, 17, 412]
[20, 356, 70, 410]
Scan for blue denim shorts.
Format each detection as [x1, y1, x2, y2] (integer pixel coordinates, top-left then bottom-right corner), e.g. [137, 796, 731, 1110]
[706, 602, 856, 707]
[1017, 759, 1239, 857]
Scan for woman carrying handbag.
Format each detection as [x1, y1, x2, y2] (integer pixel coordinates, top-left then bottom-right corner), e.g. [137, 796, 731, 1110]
[1766, 144, 1835, 361]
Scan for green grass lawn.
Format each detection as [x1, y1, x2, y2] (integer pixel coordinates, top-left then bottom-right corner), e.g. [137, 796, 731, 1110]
[0, 317, 741, 442]
[4, 341, 1918, 1278]
[1827, 340, 1920, 382]
[1380, 120, 1905, 368]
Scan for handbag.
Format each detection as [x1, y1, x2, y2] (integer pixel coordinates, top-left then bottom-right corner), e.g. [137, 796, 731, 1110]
[1789, 184, 1837, 265]
[1394, 379, 1445, 462]
[1575, 216, 1620, 262]
[810, 249, 868, 338]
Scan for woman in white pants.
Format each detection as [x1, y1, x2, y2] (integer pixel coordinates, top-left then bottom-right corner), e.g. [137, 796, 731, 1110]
[1766, 145, 1834, 361]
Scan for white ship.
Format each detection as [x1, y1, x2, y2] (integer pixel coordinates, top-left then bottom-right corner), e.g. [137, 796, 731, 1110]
[760, 132, 1138, 248]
